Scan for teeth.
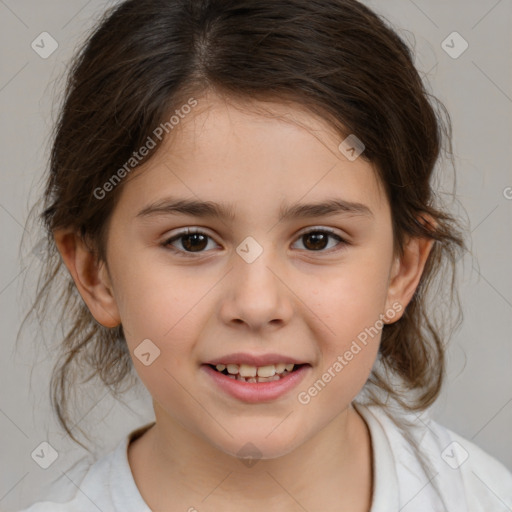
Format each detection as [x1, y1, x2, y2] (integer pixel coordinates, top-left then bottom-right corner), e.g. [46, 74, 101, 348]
[214, 362, 299, 377]
[275, 363, 286, 373]
[257, 365, 276, 378]
[236, 374, 283, 383]
[256, 376, 273, 382]
[239, 364, 257, 377]
[226, 364, 239, 375]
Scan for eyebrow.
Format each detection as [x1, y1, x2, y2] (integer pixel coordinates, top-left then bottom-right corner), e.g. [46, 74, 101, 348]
[136, 196, 373, 222]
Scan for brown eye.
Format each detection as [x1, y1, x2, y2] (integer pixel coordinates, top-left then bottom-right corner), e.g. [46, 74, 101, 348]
[302, 232, 329, 250]
[163, 229, 218, 254]
[180, 233, 208, 252]
[292, 229, 346, 252]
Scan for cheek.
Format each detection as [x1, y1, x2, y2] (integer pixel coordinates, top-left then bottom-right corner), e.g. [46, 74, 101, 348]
[298, 280, 385, 410]
[308, 256, 391, 335]
[110, 250, 206, 343]
[117, 275, 206, 410]
[112, 262, 217, 384]
[298, 251, 392, 395]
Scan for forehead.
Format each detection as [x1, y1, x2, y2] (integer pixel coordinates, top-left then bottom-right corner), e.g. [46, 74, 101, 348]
[119, 92, 389, 219]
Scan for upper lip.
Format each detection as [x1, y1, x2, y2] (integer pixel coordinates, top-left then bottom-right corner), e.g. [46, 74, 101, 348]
[204, 352, 309, 367]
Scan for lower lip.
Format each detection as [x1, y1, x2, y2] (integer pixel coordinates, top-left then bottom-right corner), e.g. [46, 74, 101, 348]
[201, 364, 311, 403]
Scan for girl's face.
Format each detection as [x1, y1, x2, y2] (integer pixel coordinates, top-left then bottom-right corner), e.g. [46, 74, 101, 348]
[94, 92, 411, 458]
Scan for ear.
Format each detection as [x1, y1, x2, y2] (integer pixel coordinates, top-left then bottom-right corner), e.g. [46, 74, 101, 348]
[53, 229, 121, 328]
[384, 216, 435, 323]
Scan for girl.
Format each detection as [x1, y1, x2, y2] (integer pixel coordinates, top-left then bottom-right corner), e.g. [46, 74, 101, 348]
[19, 0, 512, 510]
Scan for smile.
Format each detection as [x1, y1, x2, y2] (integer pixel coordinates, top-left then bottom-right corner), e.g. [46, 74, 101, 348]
[201, 363, 311, 403]
[210, 362, 301, 382]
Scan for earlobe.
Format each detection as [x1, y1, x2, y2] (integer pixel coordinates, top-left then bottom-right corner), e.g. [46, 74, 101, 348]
[53, 229, 121, 328]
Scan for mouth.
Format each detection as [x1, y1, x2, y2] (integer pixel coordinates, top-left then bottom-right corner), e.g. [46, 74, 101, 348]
[206, 362, 309, 383]
[201, 360, 311, 403]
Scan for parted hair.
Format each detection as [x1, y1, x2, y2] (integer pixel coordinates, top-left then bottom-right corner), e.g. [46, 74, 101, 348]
[24, 0, 465, 445]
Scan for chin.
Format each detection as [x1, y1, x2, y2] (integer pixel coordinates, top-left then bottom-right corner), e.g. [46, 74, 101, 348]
[209, 426, 306, 462]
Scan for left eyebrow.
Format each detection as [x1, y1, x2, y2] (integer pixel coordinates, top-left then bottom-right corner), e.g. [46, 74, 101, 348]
[136, 196, 373, 221]
[279, 198, 373, 221]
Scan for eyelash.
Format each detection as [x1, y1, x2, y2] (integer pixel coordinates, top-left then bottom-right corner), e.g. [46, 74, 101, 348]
[162, 227, 348, 256]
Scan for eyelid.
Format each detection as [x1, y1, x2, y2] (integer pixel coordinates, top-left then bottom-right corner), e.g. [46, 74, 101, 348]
[295, 225, 345, 238]
[164, 226, 214, 238]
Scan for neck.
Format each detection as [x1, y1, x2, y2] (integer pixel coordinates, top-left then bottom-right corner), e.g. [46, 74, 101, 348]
[128, 403, 373, 511]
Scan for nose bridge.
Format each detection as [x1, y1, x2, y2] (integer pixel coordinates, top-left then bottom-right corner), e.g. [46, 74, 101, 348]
[221, 235, 293, 329]
[234, 236, 281, 301]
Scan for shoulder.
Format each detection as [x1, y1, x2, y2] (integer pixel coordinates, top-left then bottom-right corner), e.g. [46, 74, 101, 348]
[17, 450, 115, 512]
[428, 422, 512, 511]
[17, 423, 154, 512]
[356, 402, 512, 512]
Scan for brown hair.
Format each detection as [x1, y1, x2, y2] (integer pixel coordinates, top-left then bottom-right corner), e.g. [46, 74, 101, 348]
[22, 0, 465, 446]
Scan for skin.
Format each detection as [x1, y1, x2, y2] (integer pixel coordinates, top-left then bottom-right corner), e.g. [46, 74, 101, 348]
[55, 90, 433, 511]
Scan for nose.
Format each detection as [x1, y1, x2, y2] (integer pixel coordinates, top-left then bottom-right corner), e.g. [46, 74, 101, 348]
[219, 246, 294, 332]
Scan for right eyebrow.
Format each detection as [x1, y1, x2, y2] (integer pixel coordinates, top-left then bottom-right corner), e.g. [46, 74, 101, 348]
[136, 198, 236, 221]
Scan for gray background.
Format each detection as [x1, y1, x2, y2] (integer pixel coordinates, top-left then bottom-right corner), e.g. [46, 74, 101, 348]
[1, 0, 511, 509]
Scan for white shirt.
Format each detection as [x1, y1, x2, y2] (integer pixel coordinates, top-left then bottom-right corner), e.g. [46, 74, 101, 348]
[18, 403, 512, 511]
